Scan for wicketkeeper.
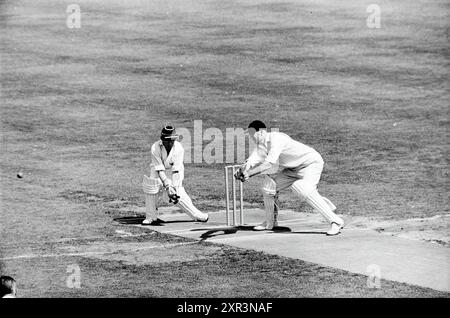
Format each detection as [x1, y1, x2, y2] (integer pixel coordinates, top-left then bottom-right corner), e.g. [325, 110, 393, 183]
[142, 125, 209, 225]
[235, 120, 344, 235]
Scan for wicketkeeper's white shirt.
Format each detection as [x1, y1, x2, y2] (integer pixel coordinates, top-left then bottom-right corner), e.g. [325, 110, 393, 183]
[249, 132, 322, 170]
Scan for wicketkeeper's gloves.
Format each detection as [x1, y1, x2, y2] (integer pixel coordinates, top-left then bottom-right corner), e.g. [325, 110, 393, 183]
[234, 168, 246, 182]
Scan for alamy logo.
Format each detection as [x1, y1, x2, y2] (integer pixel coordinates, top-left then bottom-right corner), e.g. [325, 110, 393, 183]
[176, 120, 278, 164]
[66, 264, 81, 288]
[66, 4, 81, 29]
[366, 4, 381, 29]
[366, 264, 381, 289]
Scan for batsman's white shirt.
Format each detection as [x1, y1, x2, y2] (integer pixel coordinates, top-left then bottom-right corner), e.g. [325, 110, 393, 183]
[251, 132, 323, 169]
[150, 140, 185, 185]
[151, 140, 184, 171]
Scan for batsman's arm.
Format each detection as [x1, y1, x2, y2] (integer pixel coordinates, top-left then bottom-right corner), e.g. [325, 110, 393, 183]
[157, 170, 172, 189]
[171, 171, 181, 188]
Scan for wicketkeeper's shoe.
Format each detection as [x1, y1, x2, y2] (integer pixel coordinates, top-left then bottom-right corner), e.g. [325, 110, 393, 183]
[253, 221, 266, 231]
[253, 220, 278, 231]
[142, 218, 164, 226]
[326, 221, 344, 236]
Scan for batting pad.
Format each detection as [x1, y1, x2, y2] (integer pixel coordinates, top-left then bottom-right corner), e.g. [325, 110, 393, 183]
[142, 175, 162, 194]
[261, 176, 277, 196]
[263, 194, 276, 229]
[144, 193, 159, 221]
[274, 194, 280, 225]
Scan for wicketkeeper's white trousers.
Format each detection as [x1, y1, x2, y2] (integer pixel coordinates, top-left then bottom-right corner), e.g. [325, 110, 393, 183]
[261, 158, 342, 225]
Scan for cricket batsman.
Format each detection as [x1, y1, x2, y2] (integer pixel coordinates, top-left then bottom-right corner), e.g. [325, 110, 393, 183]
[141, 125, 209, 225]
[235, 120, 344, 235]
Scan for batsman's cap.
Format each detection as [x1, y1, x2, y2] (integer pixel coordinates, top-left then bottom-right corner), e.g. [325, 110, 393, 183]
[247, 120, 266, 132]
[160, 125, 179, 140]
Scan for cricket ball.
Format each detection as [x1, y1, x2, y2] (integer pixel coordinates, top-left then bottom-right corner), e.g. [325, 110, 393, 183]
[17, 172, 23, 178]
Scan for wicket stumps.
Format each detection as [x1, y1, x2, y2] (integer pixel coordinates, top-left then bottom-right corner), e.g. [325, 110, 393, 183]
[224, 165, 244, 226]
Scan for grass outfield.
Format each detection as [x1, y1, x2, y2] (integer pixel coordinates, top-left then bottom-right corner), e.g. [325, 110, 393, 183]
[1, 0, 449, 297]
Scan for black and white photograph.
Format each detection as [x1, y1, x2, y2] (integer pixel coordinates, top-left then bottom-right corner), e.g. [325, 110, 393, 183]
[1, 0, 449, 304]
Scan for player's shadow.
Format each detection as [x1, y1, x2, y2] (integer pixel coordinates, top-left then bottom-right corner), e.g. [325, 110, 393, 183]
[113, 216, 145, 224]
[270, 226, 292, 233]
[193, 225, 292, 240]
[113, 216, 195, 225]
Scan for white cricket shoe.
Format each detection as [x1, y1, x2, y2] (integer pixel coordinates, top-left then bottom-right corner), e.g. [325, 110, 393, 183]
[253, 223, 269, 231]
[253, 220, 278, 231]
[142, 218, 164, 226]
[326, 221, 344, 236]
[197, 215, 209, 223]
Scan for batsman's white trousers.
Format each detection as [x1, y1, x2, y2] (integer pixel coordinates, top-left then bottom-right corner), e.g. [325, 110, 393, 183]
[261, 157, 342, 224]
[142, 167, 208, 222]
